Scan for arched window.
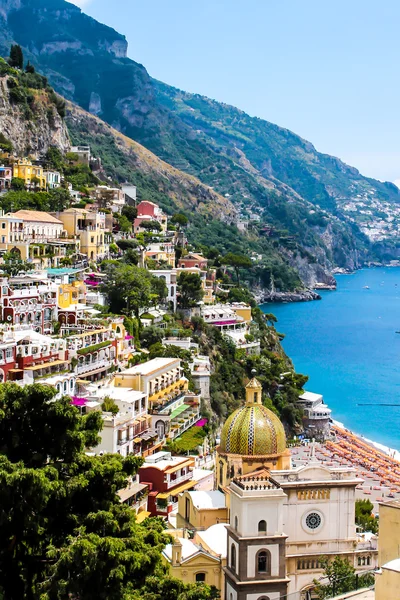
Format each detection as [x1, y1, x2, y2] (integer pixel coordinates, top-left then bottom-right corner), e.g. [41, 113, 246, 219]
[367, 556, 371, 566]
[195, 573, 206, 582]
[256, 549, 271, 575]
[230, 544, 236, 572]
[258, 597, 270, 600]
[234, 516, 238, 531]
[258, 520, 267, 534]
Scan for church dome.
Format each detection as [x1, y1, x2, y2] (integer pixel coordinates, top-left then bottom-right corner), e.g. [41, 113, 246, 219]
[219, 378, 287, 456]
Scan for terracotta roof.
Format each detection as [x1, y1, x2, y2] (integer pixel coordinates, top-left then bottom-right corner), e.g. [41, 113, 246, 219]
[12, 210, 63, 224]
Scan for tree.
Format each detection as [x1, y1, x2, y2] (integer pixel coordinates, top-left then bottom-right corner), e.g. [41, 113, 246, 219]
[121, 205, 138, 221]
[8, 44, 23, 69]
[177, 272, 204, 309]
[123, 248, 139, 266]
[0, 383, 217, 600]
[141, 219, 162, 233]
[355, 499, 379, 534]
[140, 325, 164, 348]
[48, 187, 71, 211]
[223, 252, 252, 285]
[264, 312, 278, 327]
[102, 263, 167, 318]
[10, 177, 25, 191]
[25, 61, 35, 74]
[101, 396, 119, 416]
[45, 146, 64, 171]
[116, 239, 138, 252]
[313, 556, 374, 599]
[0, 132, 12, 153]
[109, 243, 119, 254]
[171, 213, 189, 228]
[0, 251, 34, 276]
[118, 214, 132, 233]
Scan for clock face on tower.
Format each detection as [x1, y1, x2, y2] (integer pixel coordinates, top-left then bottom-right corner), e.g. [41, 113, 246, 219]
[302, 510, 324, 533]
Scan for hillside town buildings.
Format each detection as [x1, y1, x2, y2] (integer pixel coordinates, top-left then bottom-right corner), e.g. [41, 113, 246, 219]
[0, 157, 380, 599]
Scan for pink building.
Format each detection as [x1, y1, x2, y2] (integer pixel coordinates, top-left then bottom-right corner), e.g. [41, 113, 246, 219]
[0, 166, 12, 190]
[134, 201, 167, 234]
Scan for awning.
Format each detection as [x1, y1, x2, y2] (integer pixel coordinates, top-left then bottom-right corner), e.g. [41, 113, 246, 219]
[164, 459, 193, 474]
[141, 431, 157, 441]
[118, 482, 147, 502]
[133, 437, 142, 443]
[25, 359, 68, 371]
[170, 404, 190, 419]
[156, 480, 194, 499]
[136, 511, 150, 523]
[137, 416, 147, 422]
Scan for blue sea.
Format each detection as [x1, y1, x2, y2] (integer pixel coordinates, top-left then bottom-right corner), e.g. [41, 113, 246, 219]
[261, 268, 400, 451]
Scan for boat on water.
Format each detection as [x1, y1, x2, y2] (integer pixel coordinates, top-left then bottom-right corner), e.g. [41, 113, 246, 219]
[363, 286, 370, 289]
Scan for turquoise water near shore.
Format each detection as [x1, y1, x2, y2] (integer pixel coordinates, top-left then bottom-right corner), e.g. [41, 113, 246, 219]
[261, 268, 400, 450]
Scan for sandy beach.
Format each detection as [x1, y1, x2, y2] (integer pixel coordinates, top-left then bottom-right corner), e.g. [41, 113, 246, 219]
[292, 424, 400, 514]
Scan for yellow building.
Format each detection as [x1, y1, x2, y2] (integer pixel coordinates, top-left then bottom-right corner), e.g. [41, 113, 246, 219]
[58, 281, 87, 309]
[114, 357, 188, 407]
[57, 208, 109, 261]
[163, 525, 227, 598]
[375, 500, 400, 600]
[0, 210, 78, 269]
[177, 490, 228, 530]
[216, 377, 291, 492]
[232, 303, 252, 323]
[13, 159, 46, 189]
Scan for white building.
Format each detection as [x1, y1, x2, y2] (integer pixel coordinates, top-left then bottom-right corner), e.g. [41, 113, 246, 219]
[201, 304, 260, 355]
[44, 170, 61, 189]
[149, 269, 177, 310]
[297, 391, 332, 440]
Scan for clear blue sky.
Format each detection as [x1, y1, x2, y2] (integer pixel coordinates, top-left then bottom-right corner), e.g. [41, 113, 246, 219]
[70, 0, 400, 183]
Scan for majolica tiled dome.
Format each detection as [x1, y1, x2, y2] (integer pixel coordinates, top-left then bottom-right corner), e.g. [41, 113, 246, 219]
[220, 378, 287, 456]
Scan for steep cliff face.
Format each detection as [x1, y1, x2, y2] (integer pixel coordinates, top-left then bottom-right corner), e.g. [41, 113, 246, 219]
[0, 72, 70, 157]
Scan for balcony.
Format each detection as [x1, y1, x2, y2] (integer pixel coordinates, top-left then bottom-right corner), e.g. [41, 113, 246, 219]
[9, 287, 56, 298]
[149, 390, 189, 415]
[77, 359, 112, 375]
[166, 470, 192, 489]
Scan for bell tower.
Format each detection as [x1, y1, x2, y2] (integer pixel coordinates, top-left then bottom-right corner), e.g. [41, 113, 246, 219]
[245, 376, 263, 405]
[224, 470, 289, 600]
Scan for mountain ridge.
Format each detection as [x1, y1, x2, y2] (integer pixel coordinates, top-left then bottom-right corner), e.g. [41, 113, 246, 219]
[1, 0, 399, 287]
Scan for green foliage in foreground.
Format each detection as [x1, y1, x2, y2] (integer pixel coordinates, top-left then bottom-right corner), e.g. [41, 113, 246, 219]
[313, 556, 374, 599]
[0, 383, 218, 600]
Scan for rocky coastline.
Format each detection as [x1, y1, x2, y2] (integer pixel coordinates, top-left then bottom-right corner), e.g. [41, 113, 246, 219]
[258, 289, 322, 303]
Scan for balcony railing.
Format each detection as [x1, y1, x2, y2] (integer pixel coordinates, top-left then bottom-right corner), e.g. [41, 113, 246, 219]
[149, 391, 188, 415]
[166, 471, 192, 489]
[77, 359, 111, 375]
